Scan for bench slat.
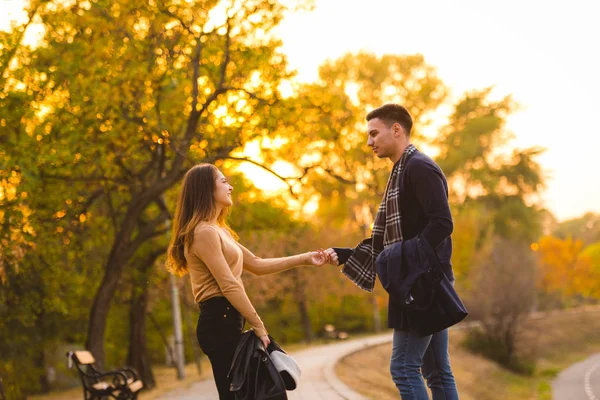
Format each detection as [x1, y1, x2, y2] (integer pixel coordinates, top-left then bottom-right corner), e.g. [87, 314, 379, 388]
[74, 351, 95, 365]
[128, 380, 143, 392]
[92, 382, 112, 390]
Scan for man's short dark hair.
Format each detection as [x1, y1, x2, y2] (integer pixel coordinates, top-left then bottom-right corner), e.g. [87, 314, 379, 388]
[366, 104, 413, 137]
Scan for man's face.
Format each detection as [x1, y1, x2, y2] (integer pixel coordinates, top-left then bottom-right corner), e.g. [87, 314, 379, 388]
[367, 118, 400, 159]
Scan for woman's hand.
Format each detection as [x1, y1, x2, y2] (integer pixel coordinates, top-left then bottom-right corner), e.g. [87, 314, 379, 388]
[309, 249, 331, 266]
[259, 334, 271, 350]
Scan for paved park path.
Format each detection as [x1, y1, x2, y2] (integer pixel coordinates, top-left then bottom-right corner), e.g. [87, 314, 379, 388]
[156, 332, 393, 400]
[553, 353, 600, 400]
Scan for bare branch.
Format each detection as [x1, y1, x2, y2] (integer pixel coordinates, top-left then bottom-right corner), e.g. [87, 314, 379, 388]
[153, 75, 169, 133]
[216, 18, 232, 90]
[115, 156, 140, 181]
[104, 189, 120, 231]
[224, 156, 311, 196]
[189, 38, 204, 116]
[185, 16, 232, 126]
[169, 19, 233, 176]
[223, 86, 271, 104]
[79, 188, 105, 216]
[119, 102, 162, 136]
[132, 210, 170, 250]
[321, 167, 358, 185]
[154, 195, 171, 219]
[157, 7, 195, 36]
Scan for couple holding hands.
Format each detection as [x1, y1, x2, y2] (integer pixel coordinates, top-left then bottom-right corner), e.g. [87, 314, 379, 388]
[167, 104, 460, 400]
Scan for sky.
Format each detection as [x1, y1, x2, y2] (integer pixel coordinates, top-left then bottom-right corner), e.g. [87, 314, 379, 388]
[271, 0, 600, 221]
[2, 0, 599, 221]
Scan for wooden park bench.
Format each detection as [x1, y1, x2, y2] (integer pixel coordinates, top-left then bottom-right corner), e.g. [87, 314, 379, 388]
[66, 351, 143, 400]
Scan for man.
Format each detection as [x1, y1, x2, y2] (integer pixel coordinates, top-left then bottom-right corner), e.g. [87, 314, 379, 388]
[325, 103, 459, 399]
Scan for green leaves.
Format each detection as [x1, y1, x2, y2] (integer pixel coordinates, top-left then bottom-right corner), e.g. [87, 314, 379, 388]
[1, 0, 304, 392]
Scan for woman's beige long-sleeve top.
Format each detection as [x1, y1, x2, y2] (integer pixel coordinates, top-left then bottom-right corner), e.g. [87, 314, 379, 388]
[184, 223, 311, 337]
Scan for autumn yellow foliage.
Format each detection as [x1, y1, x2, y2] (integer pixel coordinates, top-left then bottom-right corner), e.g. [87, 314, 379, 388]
[537, 235, 600, 298]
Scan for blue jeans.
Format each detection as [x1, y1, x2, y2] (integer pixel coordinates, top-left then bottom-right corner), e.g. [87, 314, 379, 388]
[390, 328, 459, 400]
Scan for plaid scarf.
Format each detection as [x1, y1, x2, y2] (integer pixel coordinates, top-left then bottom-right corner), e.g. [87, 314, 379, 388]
[341, 144, 417, 291]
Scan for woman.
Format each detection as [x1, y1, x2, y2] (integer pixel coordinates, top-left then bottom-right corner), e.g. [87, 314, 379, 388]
[166, 163, 328, 400]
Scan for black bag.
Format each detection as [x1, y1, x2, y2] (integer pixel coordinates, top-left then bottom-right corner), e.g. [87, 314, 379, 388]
[404, 237, 468, 336]
[377, 236, 468, 337]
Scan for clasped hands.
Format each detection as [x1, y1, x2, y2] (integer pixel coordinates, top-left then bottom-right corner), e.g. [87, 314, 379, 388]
[309, 248, 340, 267]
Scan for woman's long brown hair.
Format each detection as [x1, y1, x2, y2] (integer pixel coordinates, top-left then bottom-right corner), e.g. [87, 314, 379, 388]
[166, 164, 236, 276]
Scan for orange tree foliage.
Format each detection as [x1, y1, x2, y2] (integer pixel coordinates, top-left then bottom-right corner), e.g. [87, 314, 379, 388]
[537, 235, 599, 298]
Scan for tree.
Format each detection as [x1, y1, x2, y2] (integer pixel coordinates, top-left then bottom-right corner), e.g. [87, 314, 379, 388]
[435, 88, 546, 242]
[466, 237, 537, 373]
[294, 52, 446, 197]
[553, 212, 600, 245]
[9, 0, 308, 367]
[449, 205, 487, 286]
[0, 192, 104, 397]
[580, 242, 600, 299]
[0, 2, 44, 284]
[537, 235, 600, 301]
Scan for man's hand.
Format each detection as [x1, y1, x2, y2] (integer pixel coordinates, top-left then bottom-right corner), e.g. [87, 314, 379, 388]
[324, 248, 339, 266]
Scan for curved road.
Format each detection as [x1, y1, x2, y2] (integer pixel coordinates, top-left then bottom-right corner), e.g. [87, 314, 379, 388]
[156, 332, 393, 400]
[553, 353, 600, 400]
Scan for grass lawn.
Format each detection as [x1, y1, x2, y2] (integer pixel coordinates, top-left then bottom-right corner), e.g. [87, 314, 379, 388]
[336, 306, 600, 400]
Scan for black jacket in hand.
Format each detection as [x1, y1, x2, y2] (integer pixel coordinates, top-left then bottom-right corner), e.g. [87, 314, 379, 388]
[228, 331, 288, 400]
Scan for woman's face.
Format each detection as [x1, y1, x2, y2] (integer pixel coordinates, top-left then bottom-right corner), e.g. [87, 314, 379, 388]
[213, 169, 233, 208]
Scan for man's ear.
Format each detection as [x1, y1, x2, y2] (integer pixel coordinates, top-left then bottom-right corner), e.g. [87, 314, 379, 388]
[393, 122, 402, 137]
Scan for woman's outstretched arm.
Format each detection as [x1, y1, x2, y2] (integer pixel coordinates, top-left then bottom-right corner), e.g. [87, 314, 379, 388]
[237, 243, 326, 276]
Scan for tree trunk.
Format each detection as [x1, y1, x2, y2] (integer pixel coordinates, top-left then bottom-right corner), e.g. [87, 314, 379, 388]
[182, 281, 204, 375]
[126, 248, 166, 388]
[290, 269, 313, 343]
[298, 299, 313, 343]
[127, 281, 156, 389]
[86, 196, 160, 368]
[86, 251, 128, 369]
[35, 341, 50, 394]
[35, 297, 50, 393]
[186, 306, 204, 375]
[33, 324, 50, 393]
[84, 134, 219, 368]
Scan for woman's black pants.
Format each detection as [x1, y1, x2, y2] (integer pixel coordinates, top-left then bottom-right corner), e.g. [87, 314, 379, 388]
[197, 296, 244, 400]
